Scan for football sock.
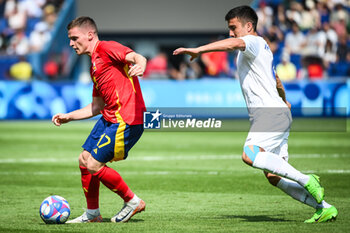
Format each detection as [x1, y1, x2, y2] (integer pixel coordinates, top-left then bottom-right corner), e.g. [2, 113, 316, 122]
[253, 152, 310, 186]
[277, 177, 318, 208]
[318, 200, 332, 209]
[80, 166, 100, 209]
[93, 165, 134, 202]
[86, 208, 100, 219]
[277, 178, 332, 209]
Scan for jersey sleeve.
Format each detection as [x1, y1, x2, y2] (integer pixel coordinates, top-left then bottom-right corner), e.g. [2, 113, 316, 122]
[101, 41, 134, 64]
[240, 35, 260, 59]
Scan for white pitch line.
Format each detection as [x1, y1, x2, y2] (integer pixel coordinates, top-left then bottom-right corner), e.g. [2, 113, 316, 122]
[0, 158, 77, 163]
[0, 153, 349, 163]
[0, 169, 349, 176]
[2, 153, 350, 164]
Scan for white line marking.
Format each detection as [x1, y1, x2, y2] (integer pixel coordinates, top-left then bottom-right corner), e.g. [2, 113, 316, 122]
[0, 153, 348, 163]
[0, 169, 349, 176]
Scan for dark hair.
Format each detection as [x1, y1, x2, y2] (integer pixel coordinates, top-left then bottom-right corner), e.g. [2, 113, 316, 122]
[67, 16, 98, 33]
[225, 5, 258, 32]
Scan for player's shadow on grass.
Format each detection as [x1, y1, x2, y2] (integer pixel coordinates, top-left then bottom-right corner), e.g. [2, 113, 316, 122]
[101, 218, 144, 223]
[222, 215, 292, 222]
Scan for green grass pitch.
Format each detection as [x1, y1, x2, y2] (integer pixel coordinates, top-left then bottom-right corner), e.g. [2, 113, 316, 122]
[0, 120, 349, 232]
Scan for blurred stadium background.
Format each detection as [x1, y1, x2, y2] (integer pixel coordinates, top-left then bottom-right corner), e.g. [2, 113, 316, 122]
[0, 1, 350, 232]
[0, 0, 349, 120]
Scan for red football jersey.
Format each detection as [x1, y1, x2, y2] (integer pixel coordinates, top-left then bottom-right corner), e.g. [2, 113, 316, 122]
[90, 41, 146, 125]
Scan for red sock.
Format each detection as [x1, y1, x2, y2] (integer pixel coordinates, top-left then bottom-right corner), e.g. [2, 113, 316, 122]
[93, 166, 134, 202]
[80, 166, 100, 209]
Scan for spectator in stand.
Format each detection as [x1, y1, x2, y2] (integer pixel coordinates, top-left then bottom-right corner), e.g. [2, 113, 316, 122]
[276, 51, 297, 82]
[167, 50, 203, 80]
[7, 28, 29, 55]
[263, 25, 284, 54]
[143, 52, 168, 79]
[168, 52, 187, 80]
[330, 3, 349, 26]
[46, 0, 64, 9]
[322, 22, 338, 70]
[299, 0, 320, 31]
[316, 1, 330, 25]
[275, 3, 288, 33]
[285, 21, 305, 55]
[323, 39, 337, 70]
[256, 1, 274, 34]
[42, 4, 57, 30]
[29, 21, 51, 52]
[330, 3, 348, 38]
[332, 17, 348, 39]
[44, 59, 59, 79]
[21, 0, 46, 18]
[336, 35, 350, 63]
[302, 26, 327, 58]
[201, 51, 229, 77]
[0, 0, 5, 19]
[307, 61, 324, 79]
[323, 22, 338, 55]
[9, 56, 32, 80]
[183, 56, 203, 79]
[256, 0, 349, 79]
[4, 0, 27, 32]
[301, 26, 327, 80]
[285, 1, 302, 26]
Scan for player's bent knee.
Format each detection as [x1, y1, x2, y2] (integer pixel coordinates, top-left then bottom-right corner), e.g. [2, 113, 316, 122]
[243, 145, 260, 164]
[78, 153, 86, 167]
[86, 155, 104, 174]
[242, 152, 252, 166]
[78, 151, 90, 167]
[265, 173, 281, 186]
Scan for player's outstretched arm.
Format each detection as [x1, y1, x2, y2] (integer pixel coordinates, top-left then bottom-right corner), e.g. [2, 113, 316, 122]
[173, 38, 245, 61]
[52, 97, 105, 126]
[125, 52, 147, 77]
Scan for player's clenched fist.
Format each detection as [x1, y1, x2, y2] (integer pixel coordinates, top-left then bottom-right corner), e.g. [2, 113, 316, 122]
[52, 113, 71, 126]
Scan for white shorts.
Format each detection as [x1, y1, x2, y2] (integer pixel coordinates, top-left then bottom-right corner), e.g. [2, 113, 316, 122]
[244, 109, 292, 160]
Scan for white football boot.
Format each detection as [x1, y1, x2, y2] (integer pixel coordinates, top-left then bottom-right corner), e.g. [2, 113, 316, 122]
[66, 210, 102, 223]
[111, 195, 146, 223]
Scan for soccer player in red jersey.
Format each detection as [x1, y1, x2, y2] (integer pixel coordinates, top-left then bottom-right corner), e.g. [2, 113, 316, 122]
[52, 16, 147, 223]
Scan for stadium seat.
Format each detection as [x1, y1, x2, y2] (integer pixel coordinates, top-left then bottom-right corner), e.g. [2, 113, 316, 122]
[0, 56, 20, 80]
[328, 62, 350, 77]
[290, 54, 302, 71]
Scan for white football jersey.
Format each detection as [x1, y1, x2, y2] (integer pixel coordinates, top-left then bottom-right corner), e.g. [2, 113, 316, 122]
[237, 35, 288, 119]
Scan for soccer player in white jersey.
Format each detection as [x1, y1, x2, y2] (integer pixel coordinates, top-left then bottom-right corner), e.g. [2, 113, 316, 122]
[173, 5, 337, 223]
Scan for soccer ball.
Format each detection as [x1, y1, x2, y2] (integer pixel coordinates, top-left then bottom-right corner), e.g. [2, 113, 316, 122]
[39, 195, 70, 224]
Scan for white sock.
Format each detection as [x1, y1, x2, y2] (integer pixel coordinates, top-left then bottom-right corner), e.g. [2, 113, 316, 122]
[253, 151, 310, 186]
[86, 208, 100, 218]
[128, 194, 140, 204]
[317, 201, 332, 209]
[277, 178, 332, 209]
[277, 178, 318, 208]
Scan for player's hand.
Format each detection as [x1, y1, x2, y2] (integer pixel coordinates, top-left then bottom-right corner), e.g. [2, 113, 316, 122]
[286, 101, 291, 110]
[128, 64, 145, 77]
[173, 48, 199, 61]
[52, 113, 71, 126]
